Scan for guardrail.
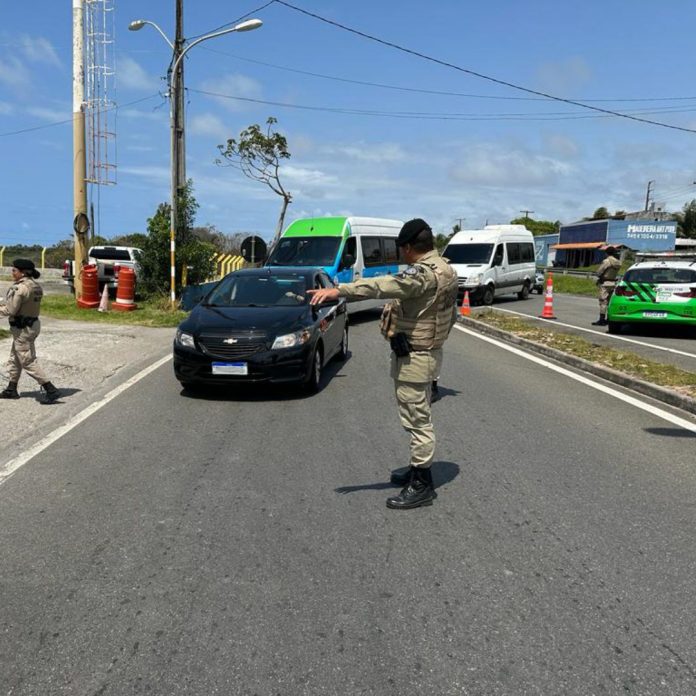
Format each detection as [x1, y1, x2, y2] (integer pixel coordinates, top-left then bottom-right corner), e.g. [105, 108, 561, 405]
[211, 253, 247, 279]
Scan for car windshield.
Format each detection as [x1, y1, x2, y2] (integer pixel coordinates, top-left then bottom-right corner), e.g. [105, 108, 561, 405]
[444, 243, 494, 264]
[623, 267, 696, 284]
[204, 274, 309, 307]
[266, 237, 341, 267]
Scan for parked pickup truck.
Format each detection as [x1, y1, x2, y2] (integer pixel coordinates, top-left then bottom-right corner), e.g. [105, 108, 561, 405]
[63, 245, 142, 293]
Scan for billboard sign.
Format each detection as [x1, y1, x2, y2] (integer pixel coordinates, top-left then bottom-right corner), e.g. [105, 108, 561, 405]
[607, 220, 676, 251]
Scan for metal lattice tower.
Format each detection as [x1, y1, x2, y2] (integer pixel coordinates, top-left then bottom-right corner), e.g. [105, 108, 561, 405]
[84, 0, 116, 185]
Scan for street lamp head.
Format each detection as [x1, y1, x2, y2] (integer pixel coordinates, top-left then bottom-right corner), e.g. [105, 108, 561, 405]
[232, 18, 263, 32]
[128, 19, 147, 31]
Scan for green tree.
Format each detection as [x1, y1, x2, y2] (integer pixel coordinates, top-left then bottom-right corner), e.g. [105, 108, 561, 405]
[591, 207, 610, 220]
[435, 232, 453, 252]
[217, 117, 292, 242]
[509, 217, 558, 236]
[109, 233, 148, 248]
[675, 199, 696, 238]
[135, 181, 216, 297]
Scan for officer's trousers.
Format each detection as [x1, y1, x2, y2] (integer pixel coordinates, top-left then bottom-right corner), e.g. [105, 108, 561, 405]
[598, 284, 616, 314]
[394, 380, 434, 468]
[7, 321, 49, 385]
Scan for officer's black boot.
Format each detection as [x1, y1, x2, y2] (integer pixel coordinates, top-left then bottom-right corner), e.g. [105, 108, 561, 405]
[386, 466, 436, 510]
[431, 380, 441, 403]
[390, 465, 414, 486]
[591, 314, 607, 326]
[0, 382, 19, 399]
[42, 381, 60, 403]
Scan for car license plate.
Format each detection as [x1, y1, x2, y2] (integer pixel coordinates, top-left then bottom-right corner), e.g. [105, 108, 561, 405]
[212, 362, 248, 375]
[643, 311, 667, 318]
[656, 291, 671, 302]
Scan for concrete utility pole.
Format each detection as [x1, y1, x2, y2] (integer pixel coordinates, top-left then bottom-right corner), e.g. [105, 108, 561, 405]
[644, 180, 655, 212]
[520, 209, 535, 220]
[72, 0, 89, 297]
[174, 0, 186, 204]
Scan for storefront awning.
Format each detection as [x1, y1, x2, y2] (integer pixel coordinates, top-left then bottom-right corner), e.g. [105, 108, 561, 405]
[550, 242, 605, 250]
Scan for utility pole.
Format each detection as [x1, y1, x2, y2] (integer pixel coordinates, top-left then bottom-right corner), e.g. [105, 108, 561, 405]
[644, 180, 655, 212]
[520, 209, 535, 220]
[174, 0, 186, 205]
[72, 0, 89, 297]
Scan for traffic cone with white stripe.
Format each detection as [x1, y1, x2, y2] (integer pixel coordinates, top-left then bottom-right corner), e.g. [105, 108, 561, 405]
[539, 273, 557, 320]
[97, 284, 109, 312]
[460, 290, 471, 317]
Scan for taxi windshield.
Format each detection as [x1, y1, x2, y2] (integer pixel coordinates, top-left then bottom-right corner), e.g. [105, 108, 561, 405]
[266, 237, 341, 267]
[205, 274, 309, 307]
[623, 267, 696, 284]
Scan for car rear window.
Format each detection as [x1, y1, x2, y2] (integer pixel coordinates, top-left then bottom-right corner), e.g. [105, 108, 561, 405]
[90, 248, 131, 261]
[623, 267, 696, 284]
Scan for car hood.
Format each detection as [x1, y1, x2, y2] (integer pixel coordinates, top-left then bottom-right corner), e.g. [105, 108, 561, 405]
[181, 305, 310, 336]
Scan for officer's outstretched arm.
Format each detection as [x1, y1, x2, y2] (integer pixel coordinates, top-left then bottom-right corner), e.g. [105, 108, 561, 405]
[337, 269, 435, 302]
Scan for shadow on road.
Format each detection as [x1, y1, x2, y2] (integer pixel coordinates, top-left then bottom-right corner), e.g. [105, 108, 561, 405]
[335, 460, 460, 495]
[643, 426, 696, 439]
[179, 355, 350, 402]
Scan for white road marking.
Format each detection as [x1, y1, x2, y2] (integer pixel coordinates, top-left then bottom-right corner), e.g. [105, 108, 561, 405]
[453, 324, 696, 433]
[0, 354, 173, 488]
[493, 306, 696, 361]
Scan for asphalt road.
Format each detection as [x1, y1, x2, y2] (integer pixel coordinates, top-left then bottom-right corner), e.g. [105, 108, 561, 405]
[2, 312, 696, 695]
[491, 292, 696, 373]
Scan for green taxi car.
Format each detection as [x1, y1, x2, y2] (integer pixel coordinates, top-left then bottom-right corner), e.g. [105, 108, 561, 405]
[607, 256, 696, 333]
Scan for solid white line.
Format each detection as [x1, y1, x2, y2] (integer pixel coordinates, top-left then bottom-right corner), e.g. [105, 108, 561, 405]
[493, 306, 696, 361]
[0, 354, 173, 488]
[453, 324, 696, 433]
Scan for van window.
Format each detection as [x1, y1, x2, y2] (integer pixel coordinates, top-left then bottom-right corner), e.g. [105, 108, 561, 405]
[521, 243, 535, 263]
[492, 244, 504, 267]
[267, 236, 341, 267]
[361, 237, 383, 267]
[340, 237, 356, 268]
[444, 243, 494, 264]
[506, 243, 521, 265]
[383, 238, 399, 264]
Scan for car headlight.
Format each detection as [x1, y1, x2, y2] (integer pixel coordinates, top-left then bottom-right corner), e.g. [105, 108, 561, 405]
[176, 330, 196, 349]
[467, 273, 482, 285]
[272, 329, 311, 350]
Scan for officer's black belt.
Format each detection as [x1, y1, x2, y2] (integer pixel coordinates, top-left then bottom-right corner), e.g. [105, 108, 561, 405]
[9, 316, 38, 328]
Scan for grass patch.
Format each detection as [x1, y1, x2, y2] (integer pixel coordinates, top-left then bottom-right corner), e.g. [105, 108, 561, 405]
[41, 295, 187, 328]
[0, 328, 10, 341]
[473, 310, 696, 398]
[549, 274, 597, 296]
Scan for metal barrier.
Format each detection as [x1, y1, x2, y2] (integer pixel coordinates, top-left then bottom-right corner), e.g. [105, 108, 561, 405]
[210, 253, 247, 279]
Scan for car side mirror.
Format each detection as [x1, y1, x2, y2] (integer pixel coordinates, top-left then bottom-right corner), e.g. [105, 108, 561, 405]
[339, 253, 356, 271]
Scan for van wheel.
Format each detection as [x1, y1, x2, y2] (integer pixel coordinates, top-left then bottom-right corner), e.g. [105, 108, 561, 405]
[482, 286, 494, 306]
[517, 282, 530, 300]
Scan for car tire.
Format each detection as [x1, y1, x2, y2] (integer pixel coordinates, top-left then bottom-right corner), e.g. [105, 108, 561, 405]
[336, 325, 348, 361]
[607, 321, 621, 334]
[482, 286, 495, 306]
[304, 344, 323, 393]
[517, 282, 530, 300]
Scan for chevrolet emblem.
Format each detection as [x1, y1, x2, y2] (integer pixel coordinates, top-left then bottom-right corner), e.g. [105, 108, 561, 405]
[223, 337, 239, 344]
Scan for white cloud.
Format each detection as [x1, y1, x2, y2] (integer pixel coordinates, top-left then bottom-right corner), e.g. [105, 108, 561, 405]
[119, 165, 170, 183]
[120, 108, 167, 122]
[200, 73, 263, 111]
[26, 106, 69, 122]
[118, 56, 158, 91]
[0, 56, 32, 90]
[0, 101, 13, 115]
[537, 56, 592, 94]
[18, 35, 61, 67]
[544, 133, 580, 158]
[321, 142, 406, 163]
[189, 113, 229, 141]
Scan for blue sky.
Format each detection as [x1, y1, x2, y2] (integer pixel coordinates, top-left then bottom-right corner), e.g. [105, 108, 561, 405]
[3, 0, 696, 247]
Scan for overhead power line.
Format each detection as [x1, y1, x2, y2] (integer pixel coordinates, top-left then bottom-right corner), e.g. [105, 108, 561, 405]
[0, 94, 162, 138]
[272, 0, 696, 135]
[201, 46, 696, 105]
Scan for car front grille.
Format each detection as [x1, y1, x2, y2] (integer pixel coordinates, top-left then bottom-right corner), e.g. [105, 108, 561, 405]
[198, 331, 268, 360]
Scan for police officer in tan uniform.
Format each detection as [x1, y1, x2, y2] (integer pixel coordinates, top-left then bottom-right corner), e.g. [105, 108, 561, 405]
[592, 245, 621, 326]
[308, 219, 458, 509]
[0, 259, 60, 402]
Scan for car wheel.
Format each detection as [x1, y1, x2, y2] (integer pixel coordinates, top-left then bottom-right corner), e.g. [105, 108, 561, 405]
[304, 345, 323, 393]
[482, 286, 495, 306]
[336, 325, 348, 361]
[607, 321, 621, 334]
[517, 282, 530, 300]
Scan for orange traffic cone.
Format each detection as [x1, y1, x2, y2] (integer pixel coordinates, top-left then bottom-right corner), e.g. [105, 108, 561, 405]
[460, 290, 471, 317]
[539, 273, 557, 320]
[97, 284, 109, 312]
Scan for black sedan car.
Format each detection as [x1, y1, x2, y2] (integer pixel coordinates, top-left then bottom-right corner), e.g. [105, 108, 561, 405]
[173, 267, 348, 392]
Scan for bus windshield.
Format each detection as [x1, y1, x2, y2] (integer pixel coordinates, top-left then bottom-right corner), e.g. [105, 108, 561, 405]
[444, 243, 494, 265]
[267, 237, 341, 267]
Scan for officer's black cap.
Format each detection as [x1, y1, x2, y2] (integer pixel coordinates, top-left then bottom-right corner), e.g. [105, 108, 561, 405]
[12, 258, 40, 278]
[397, 218, 432, 247]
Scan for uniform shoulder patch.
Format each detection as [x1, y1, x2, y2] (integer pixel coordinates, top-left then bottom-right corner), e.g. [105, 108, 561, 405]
[403, 266, 419, 276]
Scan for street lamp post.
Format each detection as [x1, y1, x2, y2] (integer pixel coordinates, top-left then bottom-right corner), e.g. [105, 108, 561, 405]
[128, 17, 263, 308]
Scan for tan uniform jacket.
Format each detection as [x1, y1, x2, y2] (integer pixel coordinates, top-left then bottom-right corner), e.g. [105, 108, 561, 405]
[337, 250, 455, 383]
[595, 256, 621, 286]
[1, 277, 43, 319]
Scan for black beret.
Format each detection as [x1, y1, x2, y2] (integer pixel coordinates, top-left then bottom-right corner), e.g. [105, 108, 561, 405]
[397, 218, 432, 247]
[13, 258, 40, 278]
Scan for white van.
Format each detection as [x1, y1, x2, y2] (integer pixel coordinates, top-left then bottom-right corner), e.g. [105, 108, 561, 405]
[265, 216, 405, 312]
[443, 225, 536, 305]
